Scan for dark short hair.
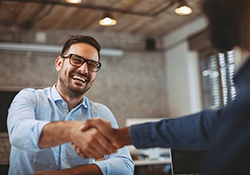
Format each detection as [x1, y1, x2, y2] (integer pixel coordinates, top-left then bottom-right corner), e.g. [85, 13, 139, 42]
[60, 35, 101, 60]
[202, 0, 241, 51]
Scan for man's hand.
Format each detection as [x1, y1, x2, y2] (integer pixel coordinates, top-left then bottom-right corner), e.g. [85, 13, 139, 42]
[82, 118, 132, 148]
[30, 164, 102, 175]
[70, 121, 118, 159]
[72, 118, 132, 158]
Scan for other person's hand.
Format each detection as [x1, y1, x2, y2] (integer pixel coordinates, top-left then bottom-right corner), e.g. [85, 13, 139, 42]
[70, 121, 117, 159]
[72, 118, 132, 158]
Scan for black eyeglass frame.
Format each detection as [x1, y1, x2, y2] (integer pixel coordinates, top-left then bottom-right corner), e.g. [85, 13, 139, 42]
[62, 53, 102, 72]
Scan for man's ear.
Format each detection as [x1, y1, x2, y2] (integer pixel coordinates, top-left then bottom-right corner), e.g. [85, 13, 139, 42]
[55, 56, 63, 71]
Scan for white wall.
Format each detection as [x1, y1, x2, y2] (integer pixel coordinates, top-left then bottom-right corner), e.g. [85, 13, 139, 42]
[163, 16, 208, 117]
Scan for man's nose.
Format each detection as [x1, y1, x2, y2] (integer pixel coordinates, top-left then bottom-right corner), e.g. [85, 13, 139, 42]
[78, 62, 88, 73]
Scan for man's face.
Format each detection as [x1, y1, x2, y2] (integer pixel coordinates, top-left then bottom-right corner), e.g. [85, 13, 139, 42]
[56, 42, 99, 96]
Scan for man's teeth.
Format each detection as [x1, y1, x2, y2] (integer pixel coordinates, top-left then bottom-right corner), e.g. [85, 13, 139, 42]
[73, 76, 87, 83]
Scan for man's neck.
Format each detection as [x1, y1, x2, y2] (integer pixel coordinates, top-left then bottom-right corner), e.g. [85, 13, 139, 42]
[56, 84, 84, 111]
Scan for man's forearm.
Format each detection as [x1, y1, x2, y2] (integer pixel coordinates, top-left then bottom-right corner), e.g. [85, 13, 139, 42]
[31, 164, 103, 175]
[61, 164, 103, 175]
[38, 121, 82, 148]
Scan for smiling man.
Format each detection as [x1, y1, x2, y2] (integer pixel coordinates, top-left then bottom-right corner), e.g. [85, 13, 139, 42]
[7, 35, 134, 175]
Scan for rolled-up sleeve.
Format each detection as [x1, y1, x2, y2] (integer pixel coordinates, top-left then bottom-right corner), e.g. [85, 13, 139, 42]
[7, 89, 49, 150]
[94, 147, 134, 175]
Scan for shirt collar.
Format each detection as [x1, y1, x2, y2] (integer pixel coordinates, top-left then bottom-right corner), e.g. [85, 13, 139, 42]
[51, 84, 62, 101]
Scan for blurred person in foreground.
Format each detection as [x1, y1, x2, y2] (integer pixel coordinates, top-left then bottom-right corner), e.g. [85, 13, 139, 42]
[7, 35, 134, 175]
[73, 0, 250, 174]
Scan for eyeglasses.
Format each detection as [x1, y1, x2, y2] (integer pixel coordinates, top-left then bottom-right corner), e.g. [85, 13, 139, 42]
[62, 54, 102, 72]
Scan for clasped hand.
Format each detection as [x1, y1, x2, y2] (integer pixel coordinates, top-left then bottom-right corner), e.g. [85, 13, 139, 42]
[71, 118, 122, 159]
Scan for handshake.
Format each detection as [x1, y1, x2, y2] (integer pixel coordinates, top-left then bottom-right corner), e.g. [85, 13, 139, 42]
[70, 118, 132, 159]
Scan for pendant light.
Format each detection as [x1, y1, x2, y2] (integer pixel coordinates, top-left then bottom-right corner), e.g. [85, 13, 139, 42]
[65, 0, 82, 3]
[175, 0, 192, 15]
[99, 12, 117, 26]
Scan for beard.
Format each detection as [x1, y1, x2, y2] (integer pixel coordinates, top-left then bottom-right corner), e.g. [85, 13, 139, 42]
[68, 82, 90, 96]
[58, 70, 94, 97]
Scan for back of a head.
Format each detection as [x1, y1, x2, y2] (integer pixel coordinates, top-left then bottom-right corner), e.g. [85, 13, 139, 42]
[202, 0, 250, 52]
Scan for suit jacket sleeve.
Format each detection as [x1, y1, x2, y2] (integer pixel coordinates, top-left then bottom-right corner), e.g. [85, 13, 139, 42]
[130, 109, 221, 149]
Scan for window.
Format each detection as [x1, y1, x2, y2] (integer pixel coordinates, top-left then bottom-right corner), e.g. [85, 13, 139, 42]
[200, 50, 236, 109]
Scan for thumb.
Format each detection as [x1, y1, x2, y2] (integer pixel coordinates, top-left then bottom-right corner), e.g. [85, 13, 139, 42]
[79, 120, 90, 131]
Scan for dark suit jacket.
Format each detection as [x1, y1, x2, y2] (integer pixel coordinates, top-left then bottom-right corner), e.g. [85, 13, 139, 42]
[206, 57, 250, 175]
[130, 57, 250, 175]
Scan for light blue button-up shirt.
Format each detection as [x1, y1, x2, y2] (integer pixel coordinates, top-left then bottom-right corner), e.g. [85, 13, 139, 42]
[7, 85, 134, 175]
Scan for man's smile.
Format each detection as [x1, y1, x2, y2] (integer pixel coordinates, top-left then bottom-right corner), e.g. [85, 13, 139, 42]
[72, 75, 88, 83]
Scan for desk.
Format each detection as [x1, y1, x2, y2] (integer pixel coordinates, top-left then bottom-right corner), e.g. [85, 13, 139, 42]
[128, 145, 171, 175]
